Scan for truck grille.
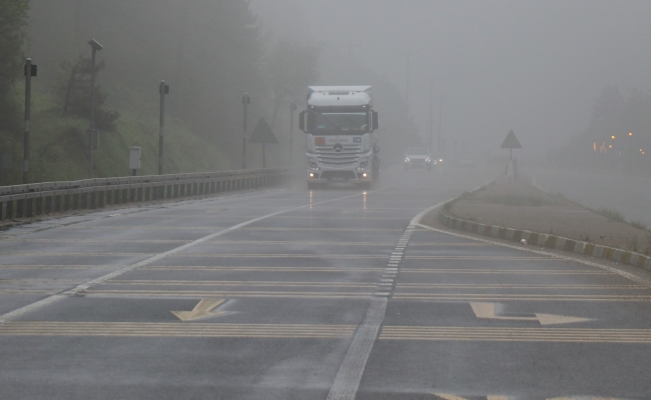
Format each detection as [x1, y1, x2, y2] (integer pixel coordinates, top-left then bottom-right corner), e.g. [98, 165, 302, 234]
[315, 144, 362, 168]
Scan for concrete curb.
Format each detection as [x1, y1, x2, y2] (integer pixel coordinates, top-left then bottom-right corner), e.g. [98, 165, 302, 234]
[435, 210, 651, 272]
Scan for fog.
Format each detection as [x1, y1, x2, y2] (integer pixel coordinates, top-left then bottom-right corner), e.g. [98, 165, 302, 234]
[252, 0, 651, 160]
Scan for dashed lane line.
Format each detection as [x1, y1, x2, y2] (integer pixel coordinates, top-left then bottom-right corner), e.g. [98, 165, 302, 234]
[392, 293, 651, 302]
[0, 252, 389, 259]
[103, 280, 379, 288]
[404, 256, 558, 260]
[0, 322, 357, 338]
[395, 283, 647, 290]
[380, 326, 651, 343]
[400, 269, 614, 275]
[83, 290, 375, 299]
[416, 224, 651, 289]
[4, 322, 651, 343]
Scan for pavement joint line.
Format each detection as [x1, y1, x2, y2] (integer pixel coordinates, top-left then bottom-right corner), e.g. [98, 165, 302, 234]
[0, 191, 368, 324]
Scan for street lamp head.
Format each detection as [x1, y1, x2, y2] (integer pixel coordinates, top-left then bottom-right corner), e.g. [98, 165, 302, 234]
[629, 132, 633, 136]
[611, 135, 616, 140]
[88, 39, 104, 51]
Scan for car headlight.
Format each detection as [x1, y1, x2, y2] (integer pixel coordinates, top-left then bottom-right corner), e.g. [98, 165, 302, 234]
[425, 158, 431, 163]
[404, 158, 410, 162]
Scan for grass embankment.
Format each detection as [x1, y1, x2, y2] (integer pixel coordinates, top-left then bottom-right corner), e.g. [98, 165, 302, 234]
[442, 181, 651, 254]
[0, 92, 233, 185]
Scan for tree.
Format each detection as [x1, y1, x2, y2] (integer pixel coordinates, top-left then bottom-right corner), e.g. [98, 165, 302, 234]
[56, 55, 120, 131]
[265, 40, 321, 125]
[0, 0, 30, 130]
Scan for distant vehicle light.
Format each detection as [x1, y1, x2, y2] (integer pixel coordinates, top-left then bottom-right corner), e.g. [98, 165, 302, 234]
[439, 159, 443, 162]
[404, 158, 410, 162]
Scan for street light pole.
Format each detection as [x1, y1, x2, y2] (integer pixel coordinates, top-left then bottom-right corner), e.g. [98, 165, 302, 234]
[610, 135, 616, 172]
[290, 101, 296, 166]
[401, 51, 419, 111]
[437, 97, 443, 157]
[628, 132, 633, 175]
[23, 58, 36, 184]
[88, 39, 103, 179]
[428, 80, 433, 151]
[242, 93, 250, 169]
[158, 80, 169, 175]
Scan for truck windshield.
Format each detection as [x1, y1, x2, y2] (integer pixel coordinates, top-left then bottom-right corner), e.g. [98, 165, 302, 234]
[311, 113, 368, 135]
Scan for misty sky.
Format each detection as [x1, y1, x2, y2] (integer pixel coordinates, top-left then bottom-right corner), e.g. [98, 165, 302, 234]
[251, 0, 651, 159]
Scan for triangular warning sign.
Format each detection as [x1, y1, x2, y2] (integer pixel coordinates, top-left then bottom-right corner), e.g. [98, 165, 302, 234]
[249, 118, 278, 144]
[501, 130, 522, 149]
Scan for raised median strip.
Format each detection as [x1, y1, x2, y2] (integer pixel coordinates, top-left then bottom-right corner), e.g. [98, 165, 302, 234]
[436, 210, 651, 272]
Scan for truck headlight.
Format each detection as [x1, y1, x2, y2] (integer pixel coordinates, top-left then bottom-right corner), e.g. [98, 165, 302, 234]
[308, 158, 318, 169]
[425, 158, 431, 163]
[358, 158, 368, 170]
[404, 158, 410, 163]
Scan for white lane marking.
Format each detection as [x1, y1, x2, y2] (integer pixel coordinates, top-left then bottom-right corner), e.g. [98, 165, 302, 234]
[326, 297, 388, 400]
[0, 191, 367, 324]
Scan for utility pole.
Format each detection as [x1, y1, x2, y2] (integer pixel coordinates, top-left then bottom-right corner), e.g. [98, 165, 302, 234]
[401, 51, 419, 111]
[23, 58, 36, 184]
[343, 43, 362, 82]
[289, 101, 296, 166]
[628, 132, 633, 175]
[437, 97, 444, 157]
[242, 93, 250, 169]
[158, 81, 169, 175]
[88, 39, 103, 179]
[428, 80, 433, 151]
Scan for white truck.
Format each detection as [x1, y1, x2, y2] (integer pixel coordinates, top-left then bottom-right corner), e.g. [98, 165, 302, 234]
[298, 86, 380, 189]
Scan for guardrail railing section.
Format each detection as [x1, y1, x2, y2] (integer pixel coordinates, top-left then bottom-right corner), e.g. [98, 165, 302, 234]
[0, 168, 293, 221]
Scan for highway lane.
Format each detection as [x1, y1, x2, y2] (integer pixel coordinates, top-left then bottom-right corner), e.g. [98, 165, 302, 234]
[2, 166, 651, 399]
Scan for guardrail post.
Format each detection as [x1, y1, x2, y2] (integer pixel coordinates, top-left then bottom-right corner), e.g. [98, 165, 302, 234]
[45, 195, 52, 214]
[0, 200, 6, 220]
[54, 194, 61, 212]
[16, 198, 24, 217]
[34, 196, 42, 216]
[6, 199, 14, 219]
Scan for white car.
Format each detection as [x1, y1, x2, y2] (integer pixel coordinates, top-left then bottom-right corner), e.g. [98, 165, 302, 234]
[404, 147, 434, 171]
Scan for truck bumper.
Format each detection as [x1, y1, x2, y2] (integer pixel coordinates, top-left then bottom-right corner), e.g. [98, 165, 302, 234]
[306, 169, 373, 183]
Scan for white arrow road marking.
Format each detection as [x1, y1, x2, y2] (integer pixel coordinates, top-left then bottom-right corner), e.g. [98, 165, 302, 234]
[470, 302, 593, 325]
[171, 299, 227, 321]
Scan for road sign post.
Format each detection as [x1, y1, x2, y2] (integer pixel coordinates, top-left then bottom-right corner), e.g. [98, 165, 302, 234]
[158, 81, 169, 175]
[242, 94, 250, 169]
[23, 58, 37, 184]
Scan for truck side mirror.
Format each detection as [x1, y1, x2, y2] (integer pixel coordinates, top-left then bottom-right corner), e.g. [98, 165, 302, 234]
[299, 111, 307, 132]
[372, 111, 379, 131]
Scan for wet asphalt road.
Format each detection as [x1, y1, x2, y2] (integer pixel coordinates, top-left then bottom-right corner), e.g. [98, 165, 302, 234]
[1, 166, 651, 400]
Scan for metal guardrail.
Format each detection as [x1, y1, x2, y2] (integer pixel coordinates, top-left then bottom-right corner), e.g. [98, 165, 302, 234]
[0, 168, 293, 221]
